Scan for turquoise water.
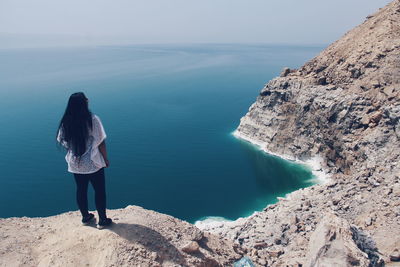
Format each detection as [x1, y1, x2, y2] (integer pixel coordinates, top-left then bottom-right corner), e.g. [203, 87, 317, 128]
[0, 44, 323, 223]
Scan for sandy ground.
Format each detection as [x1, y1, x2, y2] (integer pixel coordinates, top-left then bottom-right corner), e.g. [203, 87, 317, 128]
[0, 205, 242, 267]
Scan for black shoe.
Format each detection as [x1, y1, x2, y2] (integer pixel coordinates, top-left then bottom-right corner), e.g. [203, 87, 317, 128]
[82, 213, 95, 225]
[97, 218, 113, 229]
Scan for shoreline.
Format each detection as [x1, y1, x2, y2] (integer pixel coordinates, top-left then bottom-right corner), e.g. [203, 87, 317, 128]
[232, 130, 330, 184]
[195, 129, 330, 230]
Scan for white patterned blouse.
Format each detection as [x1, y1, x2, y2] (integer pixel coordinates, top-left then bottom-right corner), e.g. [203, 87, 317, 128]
[57, 115, 107, 174]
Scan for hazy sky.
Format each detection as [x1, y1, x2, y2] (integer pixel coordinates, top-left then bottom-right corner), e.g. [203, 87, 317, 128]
[0, 0, 393, 47]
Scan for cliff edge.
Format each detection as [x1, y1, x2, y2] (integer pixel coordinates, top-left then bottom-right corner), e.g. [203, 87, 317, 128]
[0, 206, 243, 266]
[1, 1, 399, 267]
[202, 0, 400, 266]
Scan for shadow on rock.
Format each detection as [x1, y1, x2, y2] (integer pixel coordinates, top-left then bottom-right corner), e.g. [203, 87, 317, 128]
[110, 223, 187, 265]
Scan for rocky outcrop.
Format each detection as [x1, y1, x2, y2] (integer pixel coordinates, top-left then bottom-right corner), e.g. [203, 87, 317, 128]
[202, 0, 400, 266]
[307, 213, 372, 267]
[2, 2, 400, 267]
[0, 206, 243, 267]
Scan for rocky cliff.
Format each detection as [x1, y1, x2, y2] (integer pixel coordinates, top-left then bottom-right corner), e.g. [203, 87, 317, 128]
[202, 0, 400, 266]
[1, 1, 400, 267]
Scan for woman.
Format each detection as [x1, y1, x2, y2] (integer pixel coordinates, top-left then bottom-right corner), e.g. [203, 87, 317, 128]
[57, 92, 112, 229]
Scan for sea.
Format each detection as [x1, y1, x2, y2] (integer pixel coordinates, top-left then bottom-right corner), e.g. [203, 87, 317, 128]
[0, 43, 324, 223]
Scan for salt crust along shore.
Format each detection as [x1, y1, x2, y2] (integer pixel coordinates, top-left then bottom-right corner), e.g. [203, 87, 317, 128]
[195, 130, 329, 230]
[233, 130, 330, 184]
[203, 0, 400, 265]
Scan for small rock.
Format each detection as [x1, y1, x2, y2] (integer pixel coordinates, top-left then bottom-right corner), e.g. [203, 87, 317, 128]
[327, 160, 336, 167]
[371, 80, 381, 88]
[361, 115, 370, 125]
[250, 249, 258, 257]
[304, 200, 311, 208]
[268, 248, 284, 258]
[181, 241, 199, 254]
[327, 182, 338, 188]
[280, 67, 291, 77]
[316, 77, 327, 85]
[370, 111, 382, 124]
[364, 217, 372, 226]
[280, 237, 289, 246]
[254, 242, 268, 249]
[383, 86, 395, 97]
[258, 258, 267, 266]
[150, 252, 158, 261]
[393, 184, 400, 196]
[332, 197, 340, 205]
[291, 215, 299, 225]
[385, 188, 392, 195]
[191, 230, 203, 241]
[390, 249, 400, 262]
[297, 223, 305, 232]
[350, 68, 361, 78]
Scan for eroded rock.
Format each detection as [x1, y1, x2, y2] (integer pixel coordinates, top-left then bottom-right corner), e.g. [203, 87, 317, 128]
[306, 213, 369, 267]
[201, 1, 400, 266]
[181, 241, 200, 254]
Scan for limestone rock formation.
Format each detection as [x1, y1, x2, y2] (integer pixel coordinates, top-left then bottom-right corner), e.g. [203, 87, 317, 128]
[202, 1, 400, 266]
[237, 0, 400, 172]
[1, 1, 400, 267]
[307, 213, 370, 267]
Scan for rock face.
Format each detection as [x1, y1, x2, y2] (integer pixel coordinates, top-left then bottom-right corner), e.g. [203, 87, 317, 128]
[201, 1, 400, 266]
[0, 206, 242, 267]
[2, 2, 400, 267]
[307, 213, 371, 267]
[237, 0, 400, 172]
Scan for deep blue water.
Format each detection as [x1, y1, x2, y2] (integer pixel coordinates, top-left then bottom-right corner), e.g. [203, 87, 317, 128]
[0, 44, 324, 223]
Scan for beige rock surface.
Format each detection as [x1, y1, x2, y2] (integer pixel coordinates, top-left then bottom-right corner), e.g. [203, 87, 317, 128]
[202, 1, 400, 266]
[2, 1, 400, 267]
[306, 213, 370, 267]
[0, 206, 242, 267]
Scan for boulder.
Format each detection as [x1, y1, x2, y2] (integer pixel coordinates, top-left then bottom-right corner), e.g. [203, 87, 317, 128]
[390, 248, 400, 262]
[280, 67, 291, 77]
[306, 213, 369, 267]
[181, 241, 200, 254]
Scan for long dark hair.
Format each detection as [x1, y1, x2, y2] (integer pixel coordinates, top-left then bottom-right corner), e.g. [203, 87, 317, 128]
[57, 92, 93, 157]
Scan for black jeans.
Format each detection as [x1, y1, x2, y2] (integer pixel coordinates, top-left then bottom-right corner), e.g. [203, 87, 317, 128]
[73, 168, 107, 220]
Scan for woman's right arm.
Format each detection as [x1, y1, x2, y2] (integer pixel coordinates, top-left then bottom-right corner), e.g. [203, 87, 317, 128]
[56, 127, 68, 148]
[99, 141, 109, 167]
